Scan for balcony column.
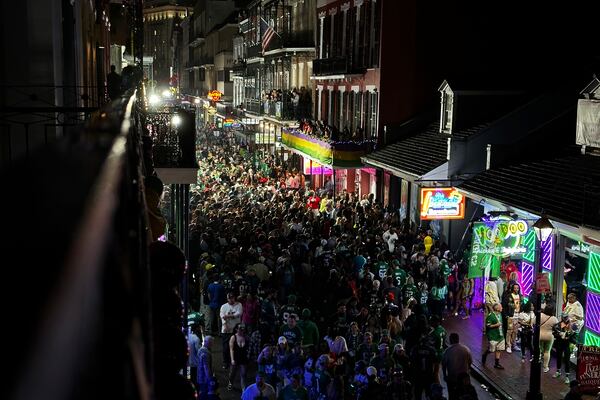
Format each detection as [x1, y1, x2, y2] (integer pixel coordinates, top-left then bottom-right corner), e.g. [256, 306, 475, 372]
[339, 86, 345, 129]
[354, 0, 363, 65]
[317, 85, 323, 121]
[329, 8, 337, 58]
[327, 87, 333, 126]
[318, 12, 326, 59]
[341, 2, 350, 55]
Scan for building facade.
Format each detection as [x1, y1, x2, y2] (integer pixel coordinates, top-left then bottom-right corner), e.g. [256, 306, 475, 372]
[232, 0, 316, 149]
[143, 1, 193, 86]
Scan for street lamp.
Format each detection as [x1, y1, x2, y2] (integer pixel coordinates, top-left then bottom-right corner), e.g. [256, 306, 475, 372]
[527, 214, 555, 400]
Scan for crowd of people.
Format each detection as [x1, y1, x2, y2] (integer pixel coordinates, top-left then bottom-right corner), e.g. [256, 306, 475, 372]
[183, 131, 481, 400]
[483, 275, 586, 385]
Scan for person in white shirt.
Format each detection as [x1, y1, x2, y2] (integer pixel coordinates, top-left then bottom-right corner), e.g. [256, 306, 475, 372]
[241, 372, 276, 400]
[564, 292, 585, 334]
[484, 278, 500, 318]
[382, 227, 399, 253]
[220, 292, 243, 368]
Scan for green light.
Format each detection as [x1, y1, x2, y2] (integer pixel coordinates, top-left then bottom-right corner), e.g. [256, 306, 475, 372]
[584, 330, 600, 346]
[522, 230, 536, 263]
[588, 252, 600, 293]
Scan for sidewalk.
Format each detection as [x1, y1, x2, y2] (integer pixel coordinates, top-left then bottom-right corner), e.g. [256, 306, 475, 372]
[442, 311, 573, 400]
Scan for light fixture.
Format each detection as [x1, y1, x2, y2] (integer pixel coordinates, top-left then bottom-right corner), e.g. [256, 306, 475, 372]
[162, 89, 172, 98]
[172, 114, 182, 127]
[532, 214, 554, 242]
[149, 94, 161, 105]
[194, 97, 200, 104]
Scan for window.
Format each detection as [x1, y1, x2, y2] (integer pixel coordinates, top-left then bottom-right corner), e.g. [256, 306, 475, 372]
[217, 70, 225, 82]
[199, 68, 205, 82]
[441, 89, 454, 133]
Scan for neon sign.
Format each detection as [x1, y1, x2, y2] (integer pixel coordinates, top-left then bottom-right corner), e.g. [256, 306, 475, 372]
[420, 187, 465, 220]
[468, 216, 532, 278]
[208, 90, 222, 101]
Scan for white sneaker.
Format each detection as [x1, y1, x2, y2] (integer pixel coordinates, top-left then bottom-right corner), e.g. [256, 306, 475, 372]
[543, 367, 550, 373]
[564, 376, 570, 385]
[553, 371, 561, 378]
[506, 346, 512, 353]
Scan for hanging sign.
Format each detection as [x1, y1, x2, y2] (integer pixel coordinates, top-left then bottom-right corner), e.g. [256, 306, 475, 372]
[468, 216, 531, 278]
[420, 187, 465, 220]
[208, 90, 222, 101]
[535, 273, 551, 294]
[576, 345, 600, 394]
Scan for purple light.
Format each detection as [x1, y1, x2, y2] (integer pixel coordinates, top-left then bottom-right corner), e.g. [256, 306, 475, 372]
[585, 291, 600, 335]
[521, 261, 534, 296]
[541, 235, 554, 271]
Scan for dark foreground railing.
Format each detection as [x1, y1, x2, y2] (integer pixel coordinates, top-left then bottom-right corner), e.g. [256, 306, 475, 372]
[0, 89, 155, 400]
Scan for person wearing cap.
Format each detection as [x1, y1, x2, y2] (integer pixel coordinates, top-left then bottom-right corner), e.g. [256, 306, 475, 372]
[298, 308, 320, 348]
[241, 373, 276, 400]
[552, 311, 577, 384]
[370, 343, 394, 385]
[359, 366, 384, 400]
[379, 329, 397, 351]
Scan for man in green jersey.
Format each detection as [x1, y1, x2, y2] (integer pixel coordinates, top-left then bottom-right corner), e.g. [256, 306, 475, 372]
[482, 303, 505, 369]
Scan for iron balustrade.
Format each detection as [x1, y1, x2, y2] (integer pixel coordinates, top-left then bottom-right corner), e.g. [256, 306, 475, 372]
[0, 89, 155, 400]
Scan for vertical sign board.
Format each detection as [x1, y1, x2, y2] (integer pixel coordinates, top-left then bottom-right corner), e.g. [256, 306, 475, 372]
[468, 217, 531, 279]
[577, 345, 600, 395]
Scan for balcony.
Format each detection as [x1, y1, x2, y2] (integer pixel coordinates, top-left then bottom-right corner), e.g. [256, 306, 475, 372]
[264, 100, 295, 120]
[245, 98, 262, 114]
[231, 59, 246, 76]
[312, 57, 365, 77]
[247, 44, 262, 59]
[281, 127, 375, 168]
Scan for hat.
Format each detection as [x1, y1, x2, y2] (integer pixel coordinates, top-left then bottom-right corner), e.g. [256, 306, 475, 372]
[366, 366, 378, 377]
[302, 308, 311, 318]
[394, 343, 405, 352]
[278, 336, 288, 345]
[201, 252, 209, 258]
[378, 343, 389, 351]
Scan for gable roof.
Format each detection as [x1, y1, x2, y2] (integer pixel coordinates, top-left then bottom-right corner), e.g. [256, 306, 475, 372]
[459, 153, 600, 229]
[362, 122, 447, 178]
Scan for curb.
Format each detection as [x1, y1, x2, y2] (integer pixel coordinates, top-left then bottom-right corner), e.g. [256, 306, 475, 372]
[470, 364, 514, 400]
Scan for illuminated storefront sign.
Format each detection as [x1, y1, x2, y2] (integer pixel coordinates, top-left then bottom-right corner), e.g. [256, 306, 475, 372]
[420, 187, 465, 220]
[303, 157, 333, 175]
[223, 118, 241, 128]
[468, 216, 531, 278]
[208, 90, 222, 101]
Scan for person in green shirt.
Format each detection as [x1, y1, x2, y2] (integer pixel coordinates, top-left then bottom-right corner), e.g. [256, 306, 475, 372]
[278, 373, 309, 400]
[393, 263, 407, 288]
[402, 276, 418, 305]
[429, 315, 447, 383]
[482, 303, 505, 369]
[297, 308, 319, 348]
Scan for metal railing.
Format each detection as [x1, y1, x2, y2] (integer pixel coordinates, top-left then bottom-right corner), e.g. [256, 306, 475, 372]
[1, 89, 155, 400]
[0, 85, 108, 167]
[312, 57, 358, 76]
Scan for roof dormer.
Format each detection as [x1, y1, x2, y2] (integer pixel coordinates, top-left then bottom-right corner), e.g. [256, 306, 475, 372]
[438, 80, 454, 134]
[576, 75, 600, 151]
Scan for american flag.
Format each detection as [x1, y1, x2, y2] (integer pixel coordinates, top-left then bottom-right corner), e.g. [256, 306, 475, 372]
[260, 17, 278, 53]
